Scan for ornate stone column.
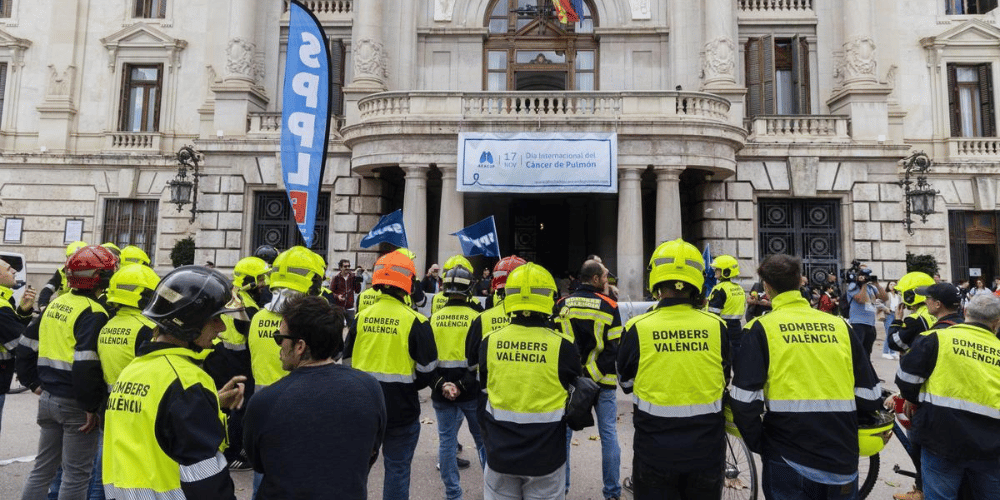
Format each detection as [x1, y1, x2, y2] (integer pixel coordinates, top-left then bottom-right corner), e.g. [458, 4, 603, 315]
[212, 0, 266, 135]
[225, 0, 259, 84]
[616, 167, 645, 302]
[840, 0, 878, 86]
[655, 167, 684, 245]
[827, 0, 889, 140]
[700, 0, 744, 124]
[437, 165, 464, 262]
[350, 0, 387, 90]
[402, 165, 428, 273]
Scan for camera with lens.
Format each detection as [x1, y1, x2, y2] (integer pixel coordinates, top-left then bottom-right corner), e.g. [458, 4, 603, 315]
[840, 259, 877, 283]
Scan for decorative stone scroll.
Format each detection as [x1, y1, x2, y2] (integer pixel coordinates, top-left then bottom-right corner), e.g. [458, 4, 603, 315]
[842, 36, 877, 82]
[355, 38, 388, 80]
[701, 37, 736, 83]
[46, 65, 75, 97]
[226, 37, 262, 82]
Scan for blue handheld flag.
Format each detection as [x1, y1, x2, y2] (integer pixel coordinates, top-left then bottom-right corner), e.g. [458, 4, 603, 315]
[702, 244, 717, 298]
[452, 216, 501, 258]
[280, 1, 332, 248]
[360, 209, 409, 249]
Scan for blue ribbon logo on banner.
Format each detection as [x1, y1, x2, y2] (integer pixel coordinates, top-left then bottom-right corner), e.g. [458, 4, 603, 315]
[452, 216, 501, 258]
[360, 209, 409, 249]
[280, 1, 332, 248]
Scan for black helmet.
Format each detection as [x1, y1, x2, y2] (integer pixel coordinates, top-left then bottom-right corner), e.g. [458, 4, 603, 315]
[254, 244, 279, 265]
[442, 266, 475, 297]
[143, 266, 247, 342]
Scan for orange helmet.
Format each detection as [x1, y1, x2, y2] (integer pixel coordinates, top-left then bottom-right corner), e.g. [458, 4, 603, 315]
[372, 251, 417, 294]
[492, 256, 527, 291]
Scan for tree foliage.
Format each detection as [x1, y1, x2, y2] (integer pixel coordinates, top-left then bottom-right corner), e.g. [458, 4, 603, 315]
[906, 252, 939, 276]
[170, 236, 195, 268]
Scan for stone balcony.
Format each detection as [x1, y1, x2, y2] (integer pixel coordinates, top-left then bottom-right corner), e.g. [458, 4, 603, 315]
[946, 137, 1000, 160]
[282, 0, 352, 21]
[746, 115, 852, 143]
[341, 91, 747, 176]
[738, 0, 816, 23]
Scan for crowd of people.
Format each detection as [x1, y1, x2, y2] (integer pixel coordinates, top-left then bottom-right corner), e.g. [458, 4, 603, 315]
[0, 238, 998, 500]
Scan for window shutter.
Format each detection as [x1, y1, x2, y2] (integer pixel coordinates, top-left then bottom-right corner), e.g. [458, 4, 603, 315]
[947, 64, 960, 137]
[792, 35, 810, 114]
[0, 63, 7, 125]
[152, 64, 163, 132]
[330, 39, 346, 118]
[761, 34, 775, 115]
[746, 37, 763, 118]
[978, 63, 995, 137]
[119, 66, 132, 131]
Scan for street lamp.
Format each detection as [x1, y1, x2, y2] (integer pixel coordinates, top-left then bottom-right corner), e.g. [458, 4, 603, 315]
[897, 151, 939, 235]
[167, 146, 203, 223]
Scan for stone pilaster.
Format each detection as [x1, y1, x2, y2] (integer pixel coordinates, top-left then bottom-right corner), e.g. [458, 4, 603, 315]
[617, 167, 645, 301]
[402, 164, 427, 273]
[655, 167, 684, 245]
[437, 165, 464, 262]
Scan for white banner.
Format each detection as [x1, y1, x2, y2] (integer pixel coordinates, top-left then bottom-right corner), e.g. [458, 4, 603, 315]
[457, 132, 618, 193]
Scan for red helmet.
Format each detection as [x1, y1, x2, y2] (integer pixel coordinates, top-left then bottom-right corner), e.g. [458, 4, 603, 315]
[491, 256, 527, 291]
[66, 245, 119, 290]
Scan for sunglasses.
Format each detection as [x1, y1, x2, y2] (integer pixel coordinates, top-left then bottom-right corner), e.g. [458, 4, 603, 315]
[273, 334, 302, 346]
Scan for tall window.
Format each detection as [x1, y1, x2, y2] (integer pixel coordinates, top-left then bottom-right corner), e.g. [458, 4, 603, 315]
[0, 0, 12, 18]
[252, 191, 330, 262]
[0, 63, 7, 127]
[119, 64, 162, 132]
[947, 0, 998, 14]
[948, 63, 995, 137]
[746, 35, 810, 117]
[103, 199, 158, 264]
[134, 0, 166, 18]
[484, 0, 598, 91]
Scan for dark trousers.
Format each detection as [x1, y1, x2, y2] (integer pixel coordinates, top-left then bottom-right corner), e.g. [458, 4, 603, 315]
[851, 323, 876, 358]
[632, 456, 723, 500]
[761, 456, 857, 500]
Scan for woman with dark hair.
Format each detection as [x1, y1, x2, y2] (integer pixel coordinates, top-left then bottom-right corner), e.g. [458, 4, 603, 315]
[881, 281, 900, 360]
[817, 284, 839, 314]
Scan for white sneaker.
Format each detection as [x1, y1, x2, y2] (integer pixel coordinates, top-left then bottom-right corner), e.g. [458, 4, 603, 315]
[881, 353, 894, 360]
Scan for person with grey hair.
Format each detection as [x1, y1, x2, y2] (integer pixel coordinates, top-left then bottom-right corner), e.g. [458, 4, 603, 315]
[895, 294, 1000, 500]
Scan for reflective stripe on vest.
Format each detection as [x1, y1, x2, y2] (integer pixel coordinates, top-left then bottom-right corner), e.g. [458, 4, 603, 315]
[218, 315, 247, 351]
[98, 307, 157, 387]
[430, 304, 478, 367]
[248, 309, 286, 387]
[557, 295, 619, 385]
[757, 291, 856, 413]
[919, 323, 1000, 421]
[39, 293, 107, 375]
[479, 304, 510, 339]
[631, 304, 726, 418]
[708, 280, 746, 319]
[103, 348, 227, 496]
[352, 294, 426, 383]
[485, 324, 566, 423]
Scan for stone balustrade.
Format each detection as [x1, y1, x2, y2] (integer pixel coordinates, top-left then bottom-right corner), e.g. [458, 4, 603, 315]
[739, 0, 813, 12]
[358, 91, 732, 122]
[947, 137, 1000, 158]
[248, 112, 282, 135]
[105, 132, 161, 151]
[747, 115, 851, 143]
[282, 0, 352, 17]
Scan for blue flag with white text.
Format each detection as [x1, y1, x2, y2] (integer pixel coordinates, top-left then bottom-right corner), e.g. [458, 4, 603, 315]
[702, 244, 716, 298]
[280, 1, 331, 248]
[452, 216, 501, 258]
[360, 210, 409, 248]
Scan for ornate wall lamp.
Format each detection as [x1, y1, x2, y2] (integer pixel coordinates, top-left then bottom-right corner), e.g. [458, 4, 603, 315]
[167, 146, 204, 223]
[897, 151, 939, 235]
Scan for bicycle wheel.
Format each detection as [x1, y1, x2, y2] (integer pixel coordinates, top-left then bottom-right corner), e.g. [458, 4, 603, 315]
[723, 434, 758, 500]
[857, 453, 880, 499]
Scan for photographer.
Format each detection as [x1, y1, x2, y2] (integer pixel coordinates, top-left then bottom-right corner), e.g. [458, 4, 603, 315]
[845, 263, 886, 358]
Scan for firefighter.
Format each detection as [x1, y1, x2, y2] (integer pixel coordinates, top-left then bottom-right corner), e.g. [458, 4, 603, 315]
[555, 259, 623, 499]
[37, 240, 88, 310]
[465, 255, 527, 391]
[102, 266, 247, 500]
[731, 253, 881, 499]
[707, 255, 746, 355]
[97, 263, 161, 389]
[17, 245, 117, 499]
[344, 250, 438, 500]
[617, 239, 729, 499]
[431, 254, 478, 314]
[479, 263, 580, 500]
[887, 271, 938, 353]
[119, 245, 151, 267]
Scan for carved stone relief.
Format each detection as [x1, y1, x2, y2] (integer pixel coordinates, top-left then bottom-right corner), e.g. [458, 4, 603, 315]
[434, 0, 456, 22]
[701, 37, 736, 82]
[47, 65, 75, 97]
[226, 37, 262, 82]
[354, 38, 388, 81]
[842, 36, 877, 81]
[630, 0, 651, 20]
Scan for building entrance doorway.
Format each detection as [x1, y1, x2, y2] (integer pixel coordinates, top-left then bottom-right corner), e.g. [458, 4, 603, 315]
[948, 211, 1000, 282]
[464, 193, 618, 280]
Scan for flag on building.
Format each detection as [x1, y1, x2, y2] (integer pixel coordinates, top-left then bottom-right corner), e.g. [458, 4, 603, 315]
[280, 1, 332, 248]
[702, 243, 717, 298]
[360, 209, 409, 248]
[553, 0, 580, 24]
[452, 216, 501, 258]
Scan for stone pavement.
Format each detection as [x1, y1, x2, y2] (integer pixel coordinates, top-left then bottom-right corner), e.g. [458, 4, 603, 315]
[1, 327, 916, 499]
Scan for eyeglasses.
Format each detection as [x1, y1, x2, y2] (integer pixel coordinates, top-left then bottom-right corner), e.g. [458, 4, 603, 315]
[273, 334, 302, 346]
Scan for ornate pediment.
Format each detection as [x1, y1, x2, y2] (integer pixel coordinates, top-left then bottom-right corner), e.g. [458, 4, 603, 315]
[0, 27, 31, 71]
[921, 19, 1000, 48]
[100, 23, 187, 72]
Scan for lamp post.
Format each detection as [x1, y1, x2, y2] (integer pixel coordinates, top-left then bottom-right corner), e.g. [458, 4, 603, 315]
[897, 151, 939, 236]
[167, 146, 203, 223]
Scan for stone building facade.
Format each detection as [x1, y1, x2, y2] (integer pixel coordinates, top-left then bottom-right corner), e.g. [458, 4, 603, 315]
[0, 0, 996, 300]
